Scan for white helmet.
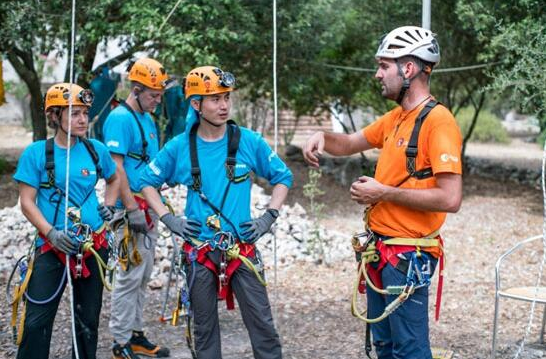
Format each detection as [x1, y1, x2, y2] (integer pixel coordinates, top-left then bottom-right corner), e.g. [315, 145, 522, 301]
[376, 26, 440, 65]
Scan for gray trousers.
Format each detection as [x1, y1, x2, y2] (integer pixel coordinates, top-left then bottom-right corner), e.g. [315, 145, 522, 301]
[109, 209, 159, 344]
[190, 253, 282, 359]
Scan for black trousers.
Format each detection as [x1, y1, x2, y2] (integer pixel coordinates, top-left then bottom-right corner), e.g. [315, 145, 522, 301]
[190, 251, 282, 359]
[16, 247, 108, 359]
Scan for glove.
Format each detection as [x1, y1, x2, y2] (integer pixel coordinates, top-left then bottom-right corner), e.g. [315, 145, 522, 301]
[97, 204, 115, 222]
[47, 228, 77, 254]
[160, 213, 201, 241]
[126, 207, 149, 234]
[240, 208, 279, 244]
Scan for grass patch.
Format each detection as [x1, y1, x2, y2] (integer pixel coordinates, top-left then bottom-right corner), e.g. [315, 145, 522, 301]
[456, 107, 510, 143]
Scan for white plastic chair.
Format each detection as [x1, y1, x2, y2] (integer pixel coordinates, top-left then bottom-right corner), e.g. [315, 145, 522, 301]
[492, 234, 546, 358]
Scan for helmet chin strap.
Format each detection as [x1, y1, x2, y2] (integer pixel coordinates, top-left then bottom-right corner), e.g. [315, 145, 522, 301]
[135, 91, 145, 113]
[198, 101, 224, 128]
[395, 59, 423, 104]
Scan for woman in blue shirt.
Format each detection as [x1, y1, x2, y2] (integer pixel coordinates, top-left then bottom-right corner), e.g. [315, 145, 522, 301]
[13, 83, 119, 359]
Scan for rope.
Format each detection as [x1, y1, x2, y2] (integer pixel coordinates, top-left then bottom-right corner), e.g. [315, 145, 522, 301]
[65, 0, 80, 357]
[512, 139, 546, 358]
[157, 0, 184, 34]
[289, 58, 501, 74]
[271, 0, 279, 321]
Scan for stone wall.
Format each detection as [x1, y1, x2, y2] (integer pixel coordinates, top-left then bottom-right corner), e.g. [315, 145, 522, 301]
[285, 144, 543, 189]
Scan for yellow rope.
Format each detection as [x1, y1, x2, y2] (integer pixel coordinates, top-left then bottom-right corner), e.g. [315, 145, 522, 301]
[227, 243, 267, 287]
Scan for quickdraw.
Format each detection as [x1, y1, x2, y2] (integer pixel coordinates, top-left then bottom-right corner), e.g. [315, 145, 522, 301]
[159, 239, 197, 359]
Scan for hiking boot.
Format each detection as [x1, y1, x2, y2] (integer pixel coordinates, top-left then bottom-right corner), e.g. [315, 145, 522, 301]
[112, 342, 140, 359]
[129, 330, 170, 358]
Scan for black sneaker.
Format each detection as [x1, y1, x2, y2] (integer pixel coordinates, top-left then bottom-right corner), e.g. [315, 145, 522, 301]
[129, 330, 170, 358]
[112, 342, 140, 359]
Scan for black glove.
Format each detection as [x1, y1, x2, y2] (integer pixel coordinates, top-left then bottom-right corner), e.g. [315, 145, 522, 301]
[97, 204, 115, 222]
[126, 207, 149, 234]
[240, 209, 279, 244]
[47, 228, 77, 254]
[160, 213, 201, 241]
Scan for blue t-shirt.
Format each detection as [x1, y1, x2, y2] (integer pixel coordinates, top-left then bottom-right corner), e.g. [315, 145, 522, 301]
[139, 126, 293, 241]
[102, 105, 159, 194]
[13, 139, 116, 246]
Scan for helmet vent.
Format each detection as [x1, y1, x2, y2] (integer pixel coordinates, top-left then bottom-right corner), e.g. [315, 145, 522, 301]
[395, 35, 412, 45]
[405, 31, 418, 42]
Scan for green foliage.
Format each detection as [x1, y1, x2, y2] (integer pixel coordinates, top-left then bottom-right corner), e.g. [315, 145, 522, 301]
[457, 0, 545, 133]
[302, 168, 326, 264]
[456, 107, 509, 143]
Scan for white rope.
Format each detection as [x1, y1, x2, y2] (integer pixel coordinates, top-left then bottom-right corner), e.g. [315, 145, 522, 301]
[291, 58, 501, 74]
[512, 140, 546, 358]
[272, 0, 279, 312]
[157, 0, 184, 34]
[64, 0, 79, 358]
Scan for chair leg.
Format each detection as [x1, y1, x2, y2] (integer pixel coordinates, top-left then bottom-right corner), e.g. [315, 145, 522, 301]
[539, 305, 546, 344]
[492, 295, 500, 359]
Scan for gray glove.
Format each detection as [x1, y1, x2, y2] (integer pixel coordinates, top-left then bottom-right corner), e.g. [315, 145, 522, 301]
[126, 207, 149, 234]
[97, 204, 115, 222]
[160, 213, 201, 240]
[240, 209, 279, 244]
[47, 228, 77, 254]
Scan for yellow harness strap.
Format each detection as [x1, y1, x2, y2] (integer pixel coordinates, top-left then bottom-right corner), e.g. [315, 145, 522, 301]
[10, 256, 34, 345]
[227, 243, 267, 287]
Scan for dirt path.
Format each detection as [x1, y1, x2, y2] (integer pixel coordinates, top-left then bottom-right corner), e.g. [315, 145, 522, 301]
[1, 165, 545, 359]
[1, 125, 546, 358]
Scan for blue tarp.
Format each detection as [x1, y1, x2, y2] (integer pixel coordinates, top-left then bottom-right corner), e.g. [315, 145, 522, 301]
[89, 67, 119, 142]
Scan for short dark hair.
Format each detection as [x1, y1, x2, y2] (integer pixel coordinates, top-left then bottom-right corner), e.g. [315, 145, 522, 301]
[398, 55, 434, 76]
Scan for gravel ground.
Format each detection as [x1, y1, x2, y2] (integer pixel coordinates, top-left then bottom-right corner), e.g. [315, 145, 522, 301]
[1, 167, 546, 359]
[1, 139, 546, 359]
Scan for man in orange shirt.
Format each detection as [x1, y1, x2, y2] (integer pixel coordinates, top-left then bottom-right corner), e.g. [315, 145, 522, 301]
[303, 26, 462, 359]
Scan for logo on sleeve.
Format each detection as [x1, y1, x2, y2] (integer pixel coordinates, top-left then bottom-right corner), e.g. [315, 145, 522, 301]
[440, 153, 459, 163]
[106, 140, 119, 148]
[81, 169, 89, 176]
[268, 151, 278, 162]
[149, 160, 161, 176]
[396, 137, 405, 147]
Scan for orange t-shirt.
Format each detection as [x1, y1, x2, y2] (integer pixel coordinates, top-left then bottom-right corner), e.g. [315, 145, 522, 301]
[363, 101, 462, 238]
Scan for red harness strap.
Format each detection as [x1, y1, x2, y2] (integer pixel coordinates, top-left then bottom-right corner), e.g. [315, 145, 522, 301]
[134, 195, 154, 228]
[182, 241, 256, 310]
[358, 236, 445, 321]
[39, 228, 108, 279]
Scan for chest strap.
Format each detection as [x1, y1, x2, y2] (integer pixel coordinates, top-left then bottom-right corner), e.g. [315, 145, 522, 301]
[120, 101, 150, 167]
[404, 99, 439, 180]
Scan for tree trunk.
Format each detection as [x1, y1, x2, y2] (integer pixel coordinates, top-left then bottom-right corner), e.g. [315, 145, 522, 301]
[7, 51, 47, 141]
[461, 91, 486, 162]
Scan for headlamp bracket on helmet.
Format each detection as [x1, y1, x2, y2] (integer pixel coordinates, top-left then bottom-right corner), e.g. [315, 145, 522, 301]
[213, 68, 236, 88]
[62, 89, 94, 106]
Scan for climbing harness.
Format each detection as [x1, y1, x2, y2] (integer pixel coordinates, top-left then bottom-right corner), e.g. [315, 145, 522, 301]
[7, 214, 118, 345]
[187, 119, 265, 304]
[41, 137, 103, 225]
[350, 99, 446, 357]
[351, 229, 443, 358]
[119, 101, 151, 169]
[188, 119, 249, 236]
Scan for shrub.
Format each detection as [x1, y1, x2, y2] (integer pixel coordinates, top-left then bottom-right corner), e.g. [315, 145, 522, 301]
[456, 107, 510, 143]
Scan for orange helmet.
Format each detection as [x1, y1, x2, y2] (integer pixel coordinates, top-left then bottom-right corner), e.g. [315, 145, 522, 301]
[128, 58, 169, 90]
[184, 66, 236, 99]
[44, 83, 94, 111]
